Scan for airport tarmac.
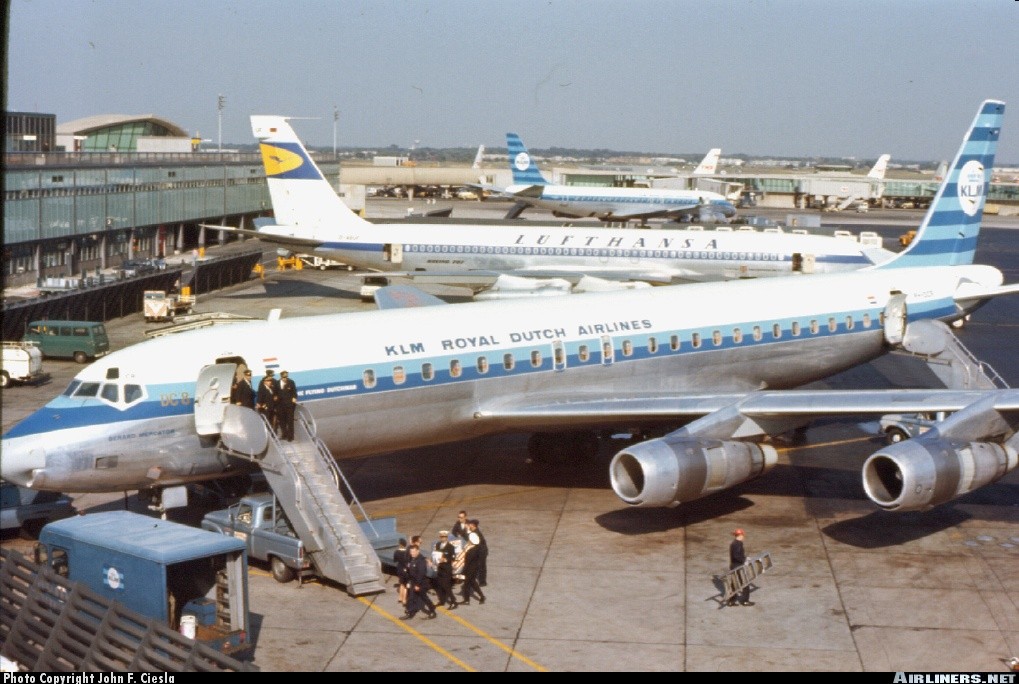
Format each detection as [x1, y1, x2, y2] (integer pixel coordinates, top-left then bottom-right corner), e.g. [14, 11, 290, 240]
[2, 206, 1019, 672]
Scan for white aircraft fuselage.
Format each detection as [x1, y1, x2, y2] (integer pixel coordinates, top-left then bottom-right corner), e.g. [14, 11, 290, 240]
[0, 263, 998, 494]
[501, 183, 738, 222]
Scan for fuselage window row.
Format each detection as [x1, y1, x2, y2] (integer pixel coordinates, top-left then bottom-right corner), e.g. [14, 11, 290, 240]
[404, 243, 782, 262]
[360, 311, 872, 391]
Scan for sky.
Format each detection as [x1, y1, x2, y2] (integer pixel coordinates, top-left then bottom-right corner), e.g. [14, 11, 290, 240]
[6, 0, 1019, 164]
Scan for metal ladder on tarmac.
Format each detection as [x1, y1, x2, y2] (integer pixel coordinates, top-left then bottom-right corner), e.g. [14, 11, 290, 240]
[216, 404, 386, 596]
[716, 552, 773, 605]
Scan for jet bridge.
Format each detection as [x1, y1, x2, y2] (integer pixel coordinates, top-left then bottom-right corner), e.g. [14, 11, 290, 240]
[214, 403, 388, 597]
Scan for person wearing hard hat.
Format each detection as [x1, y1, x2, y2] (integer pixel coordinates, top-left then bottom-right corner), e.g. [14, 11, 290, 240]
[728, 528, 755, 607]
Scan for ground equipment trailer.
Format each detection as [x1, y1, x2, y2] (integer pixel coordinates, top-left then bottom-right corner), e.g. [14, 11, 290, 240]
[1, 341, 43, 388]
[144, 287, 196, 322]
[34, 510, 253, 659]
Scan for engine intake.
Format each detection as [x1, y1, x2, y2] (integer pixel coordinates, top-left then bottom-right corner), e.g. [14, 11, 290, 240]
[610, 437, 777, 508]
[863, 438, 1018, 511]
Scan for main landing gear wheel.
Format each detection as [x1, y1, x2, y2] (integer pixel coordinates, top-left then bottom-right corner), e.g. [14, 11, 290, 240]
[885, 427, 909, 445]
[526, 431, 600, 464]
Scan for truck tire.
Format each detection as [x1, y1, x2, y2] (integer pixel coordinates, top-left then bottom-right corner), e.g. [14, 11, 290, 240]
[73, 351, 88, 364]
[270, 556, 295, 583]
[1, 371, 9, 388]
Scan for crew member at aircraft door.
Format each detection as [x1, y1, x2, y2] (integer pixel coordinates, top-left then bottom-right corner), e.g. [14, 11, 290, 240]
[231, 369, 255, 409]
[277, 370, 298, 441]
[256, 375, 278, 432]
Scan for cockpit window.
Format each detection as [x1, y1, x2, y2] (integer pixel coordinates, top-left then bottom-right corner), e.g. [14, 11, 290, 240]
[62, 380, 81, 397]
[74, 382, 100, 398]
[106, 368, 120, 380]
[124, 384, 144, 404]
[100, 384, 119, 402]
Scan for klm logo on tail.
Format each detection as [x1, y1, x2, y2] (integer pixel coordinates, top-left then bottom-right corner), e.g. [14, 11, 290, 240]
[259, 142, 323, 180]
[957, 160, 986, 216]
[506, 133, 549, 186]
[879, 100, 1003, 269]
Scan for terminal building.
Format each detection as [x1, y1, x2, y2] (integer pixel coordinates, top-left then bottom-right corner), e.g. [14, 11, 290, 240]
[5, 111, 1019, 287]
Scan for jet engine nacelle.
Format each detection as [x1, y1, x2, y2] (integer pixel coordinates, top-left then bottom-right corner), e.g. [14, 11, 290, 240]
[609, 437, 778, 508]
[863, 438, 1018, 512]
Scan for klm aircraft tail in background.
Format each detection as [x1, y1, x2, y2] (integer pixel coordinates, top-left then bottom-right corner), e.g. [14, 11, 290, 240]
[506, 132, 551, 186]
[876, 99, 1003, 270]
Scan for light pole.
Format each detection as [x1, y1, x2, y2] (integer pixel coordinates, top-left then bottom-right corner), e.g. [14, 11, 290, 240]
[217, 94, 225, 153]
[333, 106, 339, 159]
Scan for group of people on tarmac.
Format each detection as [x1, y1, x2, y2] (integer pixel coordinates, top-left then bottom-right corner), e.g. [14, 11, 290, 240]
[230, 366, 299, 441]
[394, 510, 489, 621]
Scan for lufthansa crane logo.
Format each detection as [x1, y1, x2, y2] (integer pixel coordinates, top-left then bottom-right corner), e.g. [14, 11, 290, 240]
[957, 160, 985, 216]
[514, 151, 531, 172]
[260, 143, 305, 177]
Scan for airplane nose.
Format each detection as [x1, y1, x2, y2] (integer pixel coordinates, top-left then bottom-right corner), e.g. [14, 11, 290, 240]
[0, 437, 46, 487]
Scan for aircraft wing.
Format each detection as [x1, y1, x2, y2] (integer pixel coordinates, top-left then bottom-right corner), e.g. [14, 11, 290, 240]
[198, 223, 325, 251]
[472, 388, 1019, 432]
[508, 184, 546, 199]
[954, 281, 1019, 305]
[398, 265, 701, 291]
[374, 285, 448, 310]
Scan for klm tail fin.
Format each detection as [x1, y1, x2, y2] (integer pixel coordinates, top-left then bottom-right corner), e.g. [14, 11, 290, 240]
[250, 116, 368, 235]
[876, 100, 1004, 269]
[693, 148, 721, 176]
[506, 133, 549, 186]
[867, 154, 891, 180]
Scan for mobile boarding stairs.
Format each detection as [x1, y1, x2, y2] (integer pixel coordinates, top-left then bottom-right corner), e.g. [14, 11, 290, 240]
[211, 402, 391, 597]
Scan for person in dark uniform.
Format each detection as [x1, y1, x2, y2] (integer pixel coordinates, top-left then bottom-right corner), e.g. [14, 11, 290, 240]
[393, 538, 409, 608]
[394, 538, 411, 608]
[230, 369, 255, 409]
[728, 528, 755, 607]
[256, 374, 278, 430]
[459, 531, 486, 606]
[400, 544, 436, 620]
[277, 370, 298, 441]
[432, 532, 457, 610]
[467, 519, 488, 587]
[451, 510, 469, 541]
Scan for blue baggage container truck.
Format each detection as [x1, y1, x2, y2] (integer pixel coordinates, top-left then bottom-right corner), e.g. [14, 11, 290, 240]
[36, 510, 253, 659]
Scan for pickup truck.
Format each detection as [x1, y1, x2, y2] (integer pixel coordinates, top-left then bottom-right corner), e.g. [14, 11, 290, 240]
[0, 480, 73, 538]
[201, 492, 405, 583]
[201, 492, 311, 583]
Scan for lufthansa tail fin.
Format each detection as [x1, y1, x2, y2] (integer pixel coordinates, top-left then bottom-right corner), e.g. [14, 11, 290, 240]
[250, 116, 369, 237]
[867, 154, 891, 180]
[875, 100, 1004, 270]
[693, 148, 722, 176]
[506, 133, 550, 186]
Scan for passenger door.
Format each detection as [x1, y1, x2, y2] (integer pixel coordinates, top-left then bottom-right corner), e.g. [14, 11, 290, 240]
[194, 363, 238, 436]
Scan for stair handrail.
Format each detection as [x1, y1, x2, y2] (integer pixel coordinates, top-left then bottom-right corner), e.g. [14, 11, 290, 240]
[294, 407, 382, 537]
